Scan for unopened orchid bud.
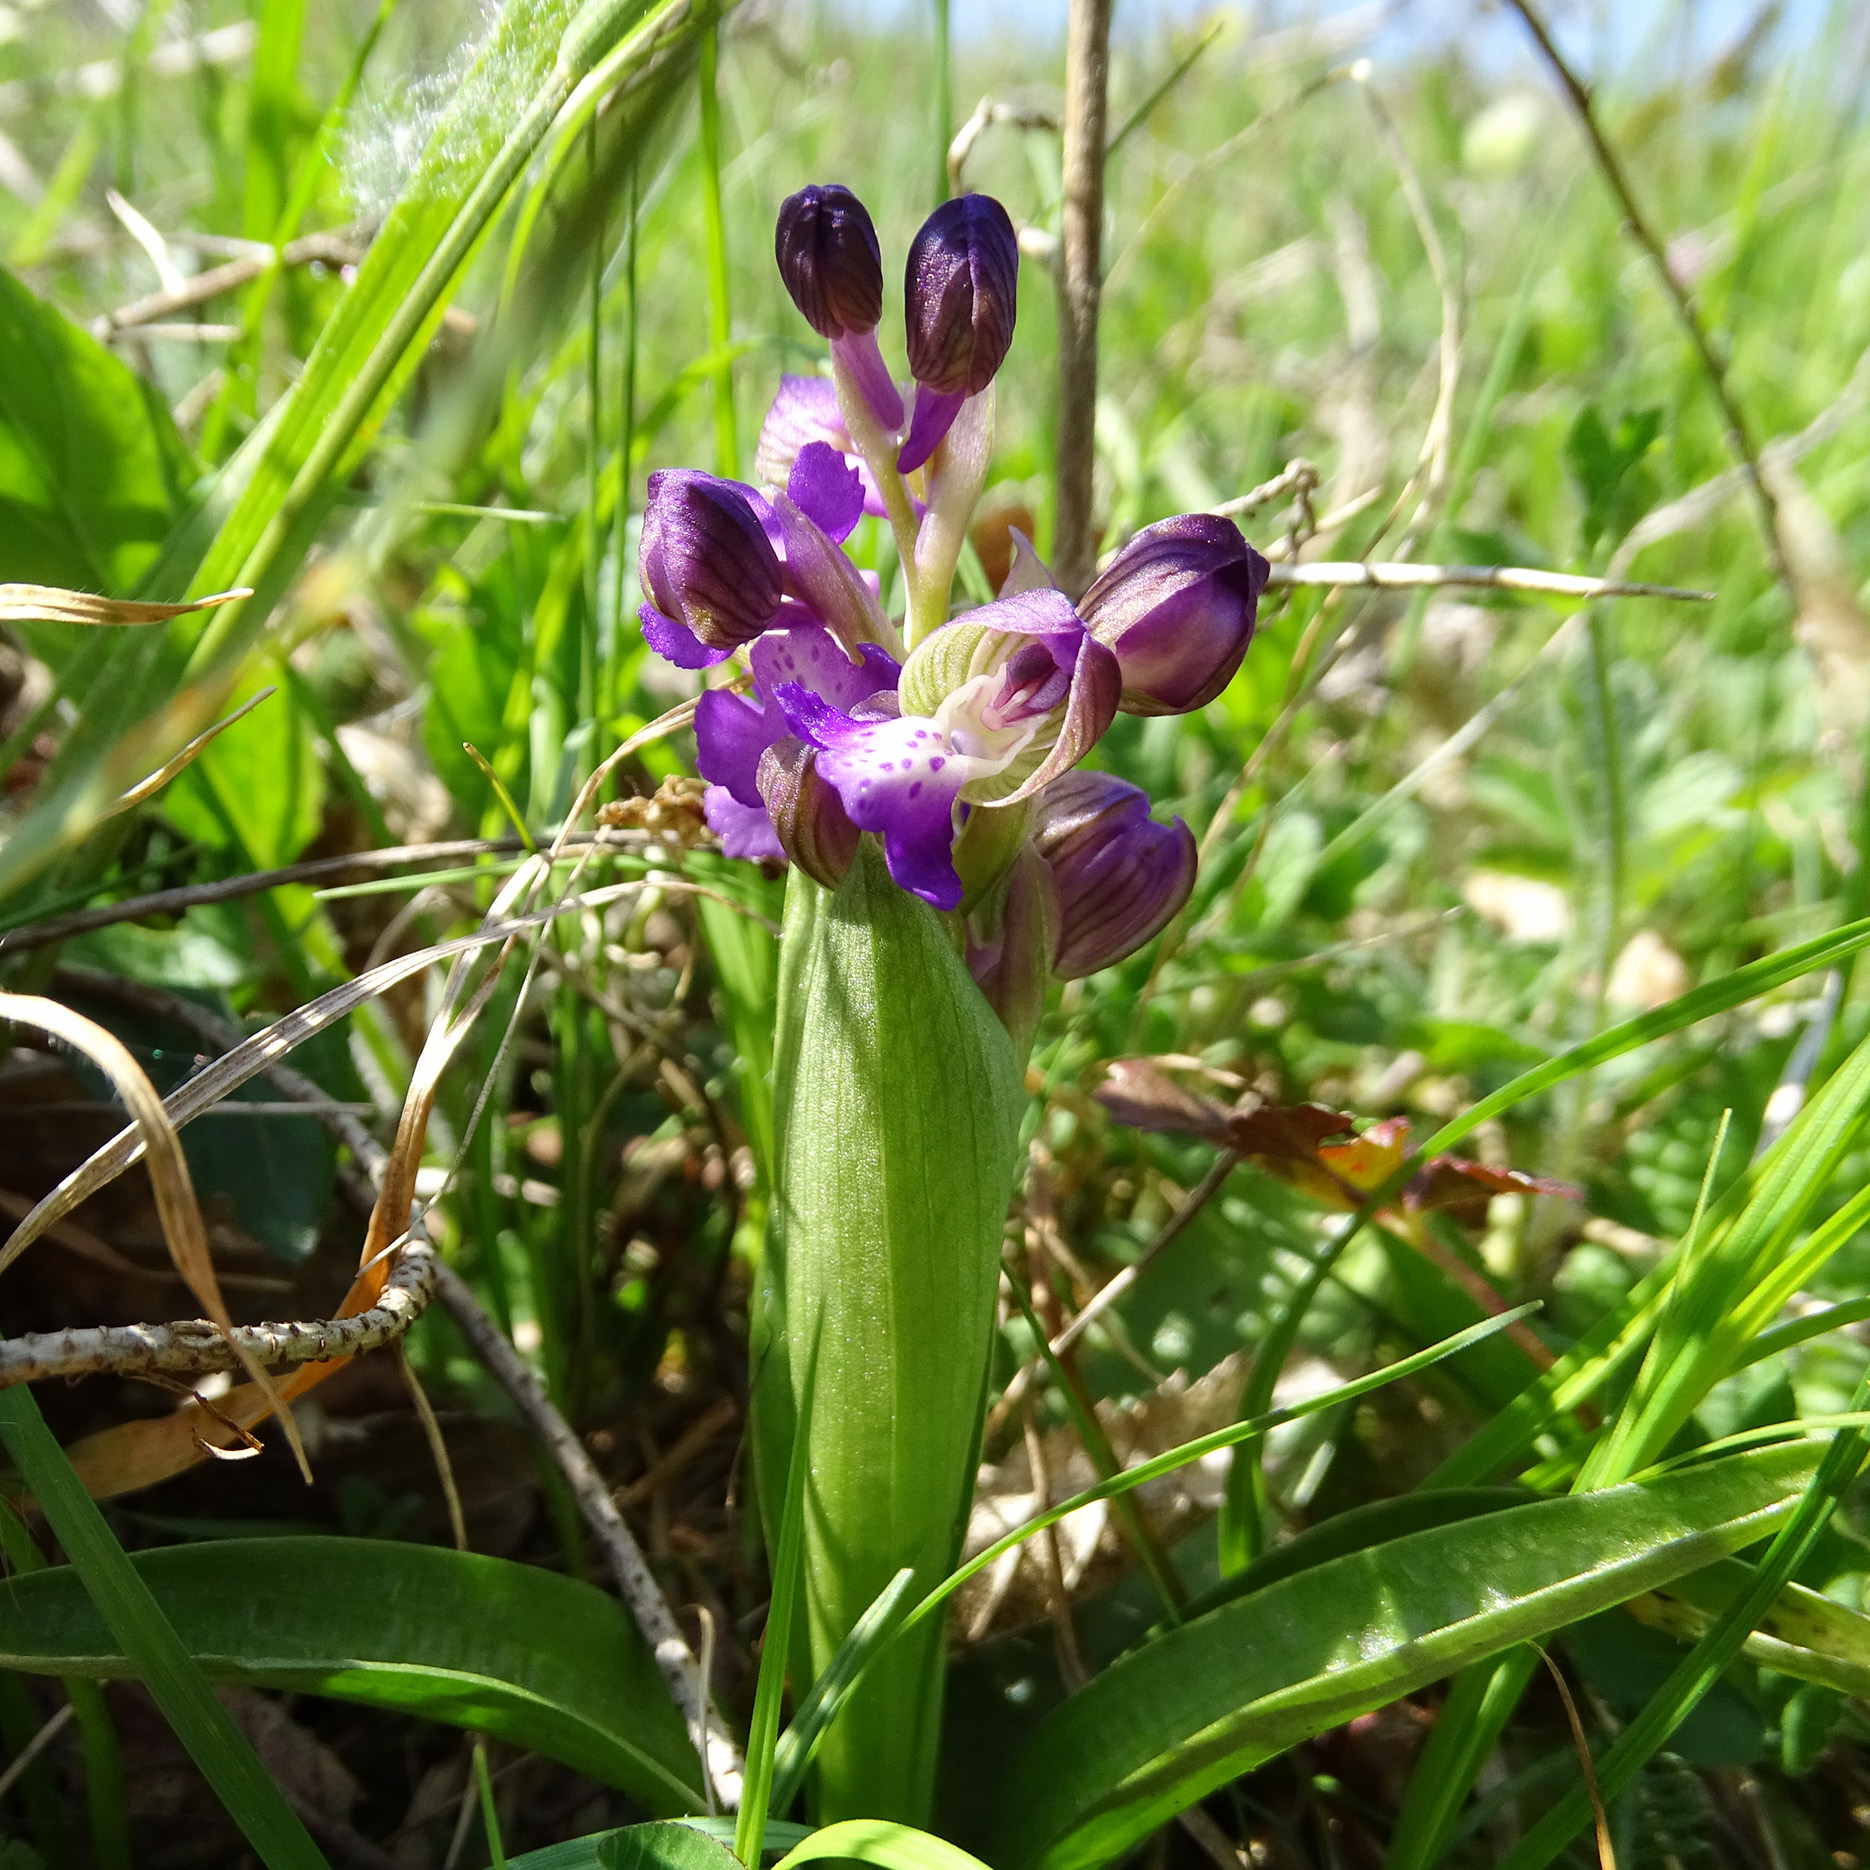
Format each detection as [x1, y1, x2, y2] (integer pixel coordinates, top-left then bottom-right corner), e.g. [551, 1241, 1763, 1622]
[775, 184, 884, 339]
[966, 843, 1058, 1060]
[638, 470, 783, 667]
[1078, 514, 1269, 716]
[904, 194, 1018, 396]
[898, 194, 1018, 474]
[1030, 770, 1196, 977]
[758, 736, 861, 890]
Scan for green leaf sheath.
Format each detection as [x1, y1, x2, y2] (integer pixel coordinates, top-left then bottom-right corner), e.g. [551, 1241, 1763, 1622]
[989, 1441, 1823, 1870]
[767, 840, 1024, 1823]
[0, 1536, 705, 1814]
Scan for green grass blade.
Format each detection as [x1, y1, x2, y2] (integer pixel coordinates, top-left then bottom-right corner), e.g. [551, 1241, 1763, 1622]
[0, 1388, 330, 1870]
[1417, 911, 1870, 1162]
[901, 1305, 1540, 1636]
[766, 1569, 917, 1819]
[737, 1338, 818, 1862]
[696, 1, 738, 477]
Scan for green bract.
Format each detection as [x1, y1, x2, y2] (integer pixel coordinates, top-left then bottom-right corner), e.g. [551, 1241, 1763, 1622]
[762, 838, 1023, 1822]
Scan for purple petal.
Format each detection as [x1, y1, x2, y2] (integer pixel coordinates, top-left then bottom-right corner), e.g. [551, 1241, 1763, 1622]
[640, 602, 735, 670]
[694, 688, 775, 807]
[775, 686, 969, 910]
[1001, 632, 1121, 804]
[704, 784, 785, 862]
[788, 440, 864, 544]
[750, 621, 898, 715]
[755, 375, 893, 519]
[771, 490, 892, 654]
[896, 382, 965, 474]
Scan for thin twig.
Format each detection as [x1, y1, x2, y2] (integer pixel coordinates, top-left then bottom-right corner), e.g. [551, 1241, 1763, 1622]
[430, 1259, 745, 1807]
[91, 232, 363, 335]
[401, 1342, 469, 1552]
[1265, 561, 1709, 601]
[1610, 341, 1870, 575]
[1505, 0, 1789, 597]
[0, 837, 597, 955]
[989, 1149, 1240, 1435]
[0, 1242, 435, 1387]
[1053, 1148, 1241, 1359]
[1053, 0, 1114, 599]
[0, 1702, 75, 1802]
[946, 97, 1059, 195]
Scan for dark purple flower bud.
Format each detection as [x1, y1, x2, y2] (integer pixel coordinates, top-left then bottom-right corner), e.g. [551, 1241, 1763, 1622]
[1030, 771, 1196, 977]
[775, 184, 884, 340]
[1078, 514, 1270, 716]
[903, 194, 1018, 400]
[639, 470, 783, 662]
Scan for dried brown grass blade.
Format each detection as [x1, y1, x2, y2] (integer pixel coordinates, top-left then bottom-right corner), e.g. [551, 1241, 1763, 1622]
[0, 584, 251, 627]
[0, 992, 311, 1481]
[110, 684, 276, 815]
[0, 878, 643, 1274]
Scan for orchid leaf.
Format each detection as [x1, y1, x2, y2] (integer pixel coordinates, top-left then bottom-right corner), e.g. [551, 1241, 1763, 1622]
[0, 1536, 705, 1814]
[989, 1440, 1825, 1870]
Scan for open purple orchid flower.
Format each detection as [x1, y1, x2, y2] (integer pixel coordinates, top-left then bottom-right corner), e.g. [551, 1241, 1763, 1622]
[774, 588, 1119, 911]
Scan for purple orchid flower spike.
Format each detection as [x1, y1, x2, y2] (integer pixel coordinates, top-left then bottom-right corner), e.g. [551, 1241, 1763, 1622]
[638, 469, 784, 670]
[1078, 513, 1270, 716]
[899, 193, 1019, 473]
[774, 588, 1118, 911]
[693, 621, 899, 867]
[776, 184, 904, 434]
[1029, 769, 1197, 976]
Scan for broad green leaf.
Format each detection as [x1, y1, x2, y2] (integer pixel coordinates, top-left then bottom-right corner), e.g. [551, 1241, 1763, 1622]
[773, 1820, 996, 1870]
[0, 1390, 328, 1870]
[599, 1822, 741, 1870]
[510, 1820, 812, 1870]
[0, 267, 193, 595]
[989, 1441, 1824, 1870]
[767, 839, 1024, 1821]
[0, 1536, 704, 1814]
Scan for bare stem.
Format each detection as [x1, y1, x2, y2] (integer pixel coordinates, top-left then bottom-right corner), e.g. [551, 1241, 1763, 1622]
[1053, 0, 1113, 599]
[1505, 0, 1790, 598]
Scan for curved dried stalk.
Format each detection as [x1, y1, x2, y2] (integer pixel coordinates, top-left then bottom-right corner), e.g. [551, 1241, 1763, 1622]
[0, 993, 310, 1479]
[0, 585, 251, 627]
[0, 879, 649, 1273]
[0, 1242, 435, 1387]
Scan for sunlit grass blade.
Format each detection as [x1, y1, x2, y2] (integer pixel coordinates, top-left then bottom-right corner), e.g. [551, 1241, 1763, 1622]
[766, 1569, 917, 1820]
[737, 1337, 817, 1863]
[0, 1388, 330, 1870]
[901, 1304, 1540, 1635]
